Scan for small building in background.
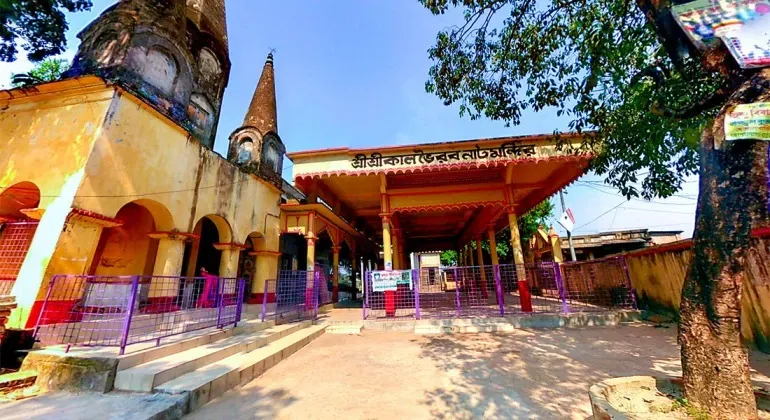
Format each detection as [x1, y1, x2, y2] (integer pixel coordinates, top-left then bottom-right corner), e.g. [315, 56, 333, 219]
[561, 229, 683, 261]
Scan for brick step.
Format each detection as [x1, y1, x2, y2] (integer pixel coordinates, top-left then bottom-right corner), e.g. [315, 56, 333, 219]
[0, 370, 36, 394]
[155, 324, 326, 413]
[114, 321, 311, 392]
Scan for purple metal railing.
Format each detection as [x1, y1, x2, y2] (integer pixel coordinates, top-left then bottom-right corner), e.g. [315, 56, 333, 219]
[363, 270, 418, 320]
[363, 258, 636, 320]
[261, 269, 321, 323]
[33, 275, 246, 355]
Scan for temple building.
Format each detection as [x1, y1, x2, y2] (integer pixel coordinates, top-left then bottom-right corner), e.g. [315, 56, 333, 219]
[0, 0, 597, 334]
[0, 0, 305, 329]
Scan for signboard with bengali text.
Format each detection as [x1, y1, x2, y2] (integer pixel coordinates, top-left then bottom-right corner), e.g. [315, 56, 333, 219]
[371, 270, 413, 292]
[725, 102, 770, 140]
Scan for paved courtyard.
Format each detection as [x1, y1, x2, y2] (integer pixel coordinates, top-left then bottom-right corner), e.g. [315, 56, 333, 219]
[187, 324, 770, 419]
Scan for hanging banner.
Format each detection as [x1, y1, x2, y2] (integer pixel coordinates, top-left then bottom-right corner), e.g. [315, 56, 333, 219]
[671, 0, 770, 69]
[725, 102, 770, 140]
[371, 270, 413, 292]
[557, 209, 576, 233]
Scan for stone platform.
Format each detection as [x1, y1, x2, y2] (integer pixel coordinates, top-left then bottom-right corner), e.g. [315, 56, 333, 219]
[318, 309, 642, 334]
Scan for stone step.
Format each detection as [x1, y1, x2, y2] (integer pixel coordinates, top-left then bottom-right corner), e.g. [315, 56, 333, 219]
[325, 323, 363, 334]
[117, 318, 275, 371]
[414, 318, 516, 334]
[114, 321, 310, 392]
[156, 324, 326, 413]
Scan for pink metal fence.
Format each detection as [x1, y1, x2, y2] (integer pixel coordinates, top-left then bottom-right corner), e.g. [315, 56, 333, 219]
[363, 270, 418, 320]
[33, 275, 245, 355]
[363, 258, 636, 320]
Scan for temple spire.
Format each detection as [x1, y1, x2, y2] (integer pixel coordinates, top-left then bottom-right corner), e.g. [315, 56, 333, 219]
[244, 53, 277, 134]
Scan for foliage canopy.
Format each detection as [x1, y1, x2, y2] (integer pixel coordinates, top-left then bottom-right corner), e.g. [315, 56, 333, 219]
[11, 57, 69, 86]
[0, 0, 92, 62]
[420, 0, 726, 199]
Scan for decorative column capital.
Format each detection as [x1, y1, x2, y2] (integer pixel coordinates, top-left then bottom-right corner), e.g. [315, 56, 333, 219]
[332, 245, 341, 254]
[67, 207, 123, 228]
[379, 213, 392, 224]
[213, 242, 250, 251]
[306, 237, 316, 246]
[248, 250, 282, 257]
[149, 230, 199, 241]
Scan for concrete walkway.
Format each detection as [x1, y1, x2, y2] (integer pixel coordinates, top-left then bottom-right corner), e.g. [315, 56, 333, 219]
[186, 324, 770, 419]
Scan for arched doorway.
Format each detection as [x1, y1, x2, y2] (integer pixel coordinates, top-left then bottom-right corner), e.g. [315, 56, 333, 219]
[89, 202, 159, 276]
[0, 182, 41, 294]
[181, 215, 232, 277]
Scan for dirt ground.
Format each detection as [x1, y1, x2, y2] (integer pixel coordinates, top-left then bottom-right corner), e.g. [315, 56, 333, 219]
[186, 324, 770, 420]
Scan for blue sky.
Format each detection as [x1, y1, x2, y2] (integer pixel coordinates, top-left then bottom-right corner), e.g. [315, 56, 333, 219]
[0, 0, 699, 238]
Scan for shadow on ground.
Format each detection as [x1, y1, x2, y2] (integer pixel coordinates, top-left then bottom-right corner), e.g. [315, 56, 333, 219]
[417, 324, 681, 419]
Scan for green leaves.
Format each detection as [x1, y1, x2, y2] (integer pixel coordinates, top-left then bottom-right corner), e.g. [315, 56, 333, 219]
[11, 57, 69, 86]
[420, 0, 724, 199]
[0, 0, 92, 62]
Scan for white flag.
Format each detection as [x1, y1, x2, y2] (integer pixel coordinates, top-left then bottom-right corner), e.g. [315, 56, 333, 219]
[558, 209, 575, 233]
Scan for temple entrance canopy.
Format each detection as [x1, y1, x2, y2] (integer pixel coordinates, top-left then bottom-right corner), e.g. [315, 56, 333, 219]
[288, 133, 592, 266]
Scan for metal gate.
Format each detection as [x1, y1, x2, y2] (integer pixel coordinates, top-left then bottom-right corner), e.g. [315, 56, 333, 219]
[0, 221, 38, 295]
[363, 257, 636, 320]
[261, 269, 323, 323]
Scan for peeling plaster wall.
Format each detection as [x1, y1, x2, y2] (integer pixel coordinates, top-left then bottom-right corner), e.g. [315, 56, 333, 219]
[0, 87, 113, 209]
[0, 82, 114, 328]
[627, 238, 770, 353]
[2, 81, 281, 327]
[75, 91, 282, 248]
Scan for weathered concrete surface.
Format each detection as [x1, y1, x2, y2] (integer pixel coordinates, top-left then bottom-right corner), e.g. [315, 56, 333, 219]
[186, 324, 770, 419]
[20, 352, 118, 393]
[320, 308, 642, 333]
[0, 391, 188, 420]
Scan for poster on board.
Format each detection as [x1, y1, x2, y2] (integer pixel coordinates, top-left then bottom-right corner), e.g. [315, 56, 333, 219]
[371, 270, 413, 292]
[725, 102, 770, 140]
[671, 0, 770, 69]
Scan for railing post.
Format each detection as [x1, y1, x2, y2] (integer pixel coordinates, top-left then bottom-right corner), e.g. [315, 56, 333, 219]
[314, 270, 320, 318]
[618, 256, 638, 309]
[454, 267, 461, 317]
[33, 275, 58, 339]
[119, 276, 140, 356]
[235, 278, 245, 326]
[261, 281, 269, 322]
[215, 277, 224, 328]
[413, 269, 420, 320]
[362, 272, 368, 320]
[494, 265, 505, 317]
[553, 262, 569, 314]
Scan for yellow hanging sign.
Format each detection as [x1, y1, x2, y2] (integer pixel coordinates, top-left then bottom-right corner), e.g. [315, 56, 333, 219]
[725, 102, 770, 141]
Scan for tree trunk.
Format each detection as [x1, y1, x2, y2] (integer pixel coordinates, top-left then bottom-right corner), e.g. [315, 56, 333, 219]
[679, 69, 770, 419]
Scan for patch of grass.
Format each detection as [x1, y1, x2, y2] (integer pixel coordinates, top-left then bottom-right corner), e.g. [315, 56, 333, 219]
[672, 398, 711, 420]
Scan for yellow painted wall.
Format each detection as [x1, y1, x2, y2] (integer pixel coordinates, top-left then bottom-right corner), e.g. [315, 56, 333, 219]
[75, 93, 282, 250]
[2, 79, 284, 326]
[92, 203, 158, 276]
[0, 82, 114, 209]
[627, 239, 770, 352]
[1, 79, 114, 327]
